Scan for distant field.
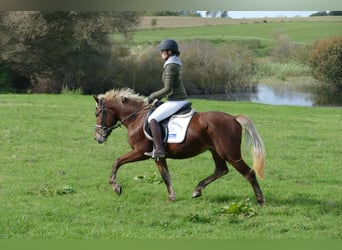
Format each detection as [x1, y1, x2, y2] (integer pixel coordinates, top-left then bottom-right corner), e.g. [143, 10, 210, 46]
[137, 16, 342, 29]
[132, 16, 342, 45]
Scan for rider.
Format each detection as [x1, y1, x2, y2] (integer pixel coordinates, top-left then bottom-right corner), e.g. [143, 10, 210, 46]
[145, 39, 188, 159]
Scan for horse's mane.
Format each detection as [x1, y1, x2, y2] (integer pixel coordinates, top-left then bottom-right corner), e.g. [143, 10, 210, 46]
[99, 88, 145, 104]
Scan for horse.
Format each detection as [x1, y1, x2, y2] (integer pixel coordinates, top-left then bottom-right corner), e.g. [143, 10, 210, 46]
[93, 88, 266, 206]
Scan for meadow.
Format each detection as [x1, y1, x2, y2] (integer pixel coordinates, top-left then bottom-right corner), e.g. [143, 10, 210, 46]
[0, 94, 341, 239]
[132, 16, 342, 45]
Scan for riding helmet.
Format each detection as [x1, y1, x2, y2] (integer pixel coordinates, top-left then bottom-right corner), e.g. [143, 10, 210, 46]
[159, 39, 179, 53]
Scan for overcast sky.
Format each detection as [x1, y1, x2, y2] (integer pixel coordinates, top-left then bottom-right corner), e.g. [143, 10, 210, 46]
[201, 11, 318, 18]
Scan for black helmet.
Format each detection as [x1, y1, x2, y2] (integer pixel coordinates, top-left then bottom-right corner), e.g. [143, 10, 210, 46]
[159, 39, 179, 53]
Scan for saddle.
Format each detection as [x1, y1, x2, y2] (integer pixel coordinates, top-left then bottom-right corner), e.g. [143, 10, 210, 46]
[143, 101, 195, 143]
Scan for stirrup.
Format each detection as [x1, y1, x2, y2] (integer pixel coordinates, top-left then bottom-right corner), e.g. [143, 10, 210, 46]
[144, 150, 165, 161]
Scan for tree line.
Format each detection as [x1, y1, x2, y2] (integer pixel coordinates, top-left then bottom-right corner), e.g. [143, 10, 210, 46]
[0, 11, 257, 95]
[0, 11, 140, 94]
[1, 11, 341, 94]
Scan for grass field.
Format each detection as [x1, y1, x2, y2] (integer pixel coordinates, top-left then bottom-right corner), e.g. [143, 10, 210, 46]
[0, 94, 341, 239]
[132, 16, 342, 45]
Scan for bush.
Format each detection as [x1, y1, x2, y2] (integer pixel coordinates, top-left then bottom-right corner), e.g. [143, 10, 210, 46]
[0, 66, 31, 93]
[309, 36, 342, 90]
[0, 67, 14, 93]
[181, 40, 257, 94]
[131, 46, 163, 95]
[271, 33, 295, 62]
[270, 32, 312, 64]
[127, 41, 257, 95]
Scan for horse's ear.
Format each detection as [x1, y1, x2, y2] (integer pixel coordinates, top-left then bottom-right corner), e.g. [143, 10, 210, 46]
[93, 95, 99, 103]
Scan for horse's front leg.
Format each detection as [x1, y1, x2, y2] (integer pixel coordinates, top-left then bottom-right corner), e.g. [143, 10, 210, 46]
[155, 158, 176, 201]
[108, 150, 148, 195]
[109, 159, 123, 195]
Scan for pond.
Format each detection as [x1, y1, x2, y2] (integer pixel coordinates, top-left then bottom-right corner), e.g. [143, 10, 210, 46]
[190, 84, 342, 107]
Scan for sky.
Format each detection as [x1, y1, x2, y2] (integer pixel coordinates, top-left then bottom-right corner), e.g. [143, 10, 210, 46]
[201, 11, 318, 18]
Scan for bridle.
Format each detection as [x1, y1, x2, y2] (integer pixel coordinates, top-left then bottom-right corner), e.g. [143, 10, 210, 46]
[94, 98, 150, 137]
[94, 98, 117, 137]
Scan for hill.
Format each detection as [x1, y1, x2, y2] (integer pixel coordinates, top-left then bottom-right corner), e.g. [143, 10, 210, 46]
[132, 16, 342, 45]
[137, 16, 342, 29]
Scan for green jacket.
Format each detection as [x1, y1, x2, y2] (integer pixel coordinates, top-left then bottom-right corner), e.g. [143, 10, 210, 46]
[149, 63, 187, 101]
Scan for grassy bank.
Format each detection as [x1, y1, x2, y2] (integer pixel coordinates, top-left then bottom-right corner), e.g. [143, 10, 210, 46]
[0, 94, 341, 239]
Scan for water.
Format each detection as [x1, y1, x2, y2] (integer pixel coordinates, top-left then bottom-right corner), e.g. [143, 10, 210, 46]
[191, 84, 342, 107]
[251, 84, 314, 106]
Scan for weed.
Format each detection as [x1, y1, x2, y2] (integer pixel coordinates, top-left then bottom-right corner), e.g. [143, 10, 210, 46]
[27, 185, 75, 197]
[133, 172, 162, 184]
[221, 198, 258, 218]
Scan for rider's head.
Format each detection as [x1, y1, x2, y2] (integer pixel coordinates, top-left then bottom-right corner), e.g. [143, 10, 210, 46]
[159, 39, 180, 60]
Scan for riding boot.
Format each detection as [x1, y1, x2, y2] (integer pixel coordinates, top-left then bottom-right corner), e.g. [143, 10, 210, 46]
[144, 119, 165, 160]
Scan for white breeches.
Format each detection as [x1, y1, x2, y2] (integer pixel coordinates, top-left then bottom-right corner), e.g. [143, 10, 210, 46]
[148, 100, 188, 122]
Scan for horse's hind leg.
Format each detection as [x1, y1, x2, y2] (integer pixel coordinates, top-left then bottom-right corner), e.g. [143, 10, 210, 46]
[155, 158, 176, 201]
[230, 159, 265, 206]
[192, 150, 228, 198]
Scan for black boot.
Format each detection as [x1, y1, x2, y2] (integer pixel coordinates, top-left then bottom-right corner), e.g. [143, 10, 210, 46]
[144, 119, 165, 160]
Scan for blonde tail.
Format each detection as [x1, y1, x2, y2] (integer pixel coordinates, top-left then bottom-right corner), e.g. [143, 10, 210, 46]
[235, 115, 265, 178]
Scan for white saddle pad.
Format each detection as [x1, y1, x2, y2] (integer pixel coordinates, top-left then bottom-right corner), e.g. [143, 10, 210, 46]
[167, 110, 195, 143]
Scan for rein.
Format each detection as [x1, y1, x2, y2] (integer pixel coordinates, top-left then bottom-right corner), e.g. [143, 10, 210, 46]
[95, 100, 151, 134]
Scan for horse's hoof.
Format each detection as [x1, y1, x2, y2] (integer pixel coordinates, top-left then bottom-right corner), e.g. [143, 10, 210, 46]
[257, 198, 265, 207]
[192, 190, 202, 198]
[168, 196, 176, 202]
[114, 185, 122, 195]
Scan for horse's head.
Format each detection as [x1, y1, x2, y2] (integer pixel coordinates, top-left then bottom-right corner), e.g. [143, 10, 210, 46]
[93, 95, 118, 144]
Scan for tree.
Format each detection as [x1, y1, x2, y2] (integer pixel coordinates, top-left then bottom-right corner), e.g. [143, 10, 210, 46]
[329, 11, 342, 16]
[310, 11, 328, 16]
[0, 11, 140, 93]
[150, 18, 157, 29]
[309, 36, 342, 90]
[221, 11, 229, 18]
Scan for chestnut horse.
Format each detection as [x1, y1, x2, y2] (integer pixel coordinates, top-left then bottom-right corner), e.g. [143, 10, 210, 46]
[94, 88, 265, 206]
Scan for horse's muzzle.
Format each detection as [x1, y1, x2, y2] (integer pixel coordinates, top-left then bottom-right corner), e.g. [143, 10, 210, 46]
[94, 132, 107, 144]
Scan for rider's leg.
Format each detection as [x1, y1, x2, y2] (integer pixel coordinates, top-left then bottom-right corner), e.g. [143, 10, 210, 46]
[144, 119, 165, 159]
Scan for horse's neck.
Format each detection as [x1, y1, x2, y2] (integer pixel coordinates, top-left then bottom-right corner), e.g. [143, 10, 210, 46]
[115, 103, 146, 126]
[125, 110, 146, 131]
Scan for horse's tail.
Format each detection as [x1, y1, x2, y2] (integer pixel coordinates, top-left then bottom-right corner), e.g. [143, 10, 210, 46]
[235, 115, 265, 178]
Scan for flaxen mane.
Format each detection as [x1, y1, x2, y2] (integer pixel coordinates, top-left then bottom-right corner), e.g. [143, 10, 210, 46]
[99, 88, 144, 105]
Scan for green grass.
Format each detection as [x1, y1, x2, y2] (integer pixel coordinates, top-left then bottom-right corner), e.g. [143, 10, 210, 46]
[0, 94, 341, 239]
[131, 21, 342, 45]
